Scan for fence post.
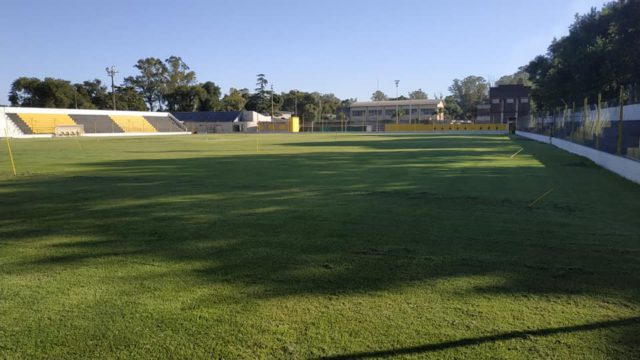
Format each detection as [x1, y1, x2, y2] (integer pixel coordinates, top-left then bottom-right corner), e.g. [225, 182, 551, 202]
[571, 102, 576, 142]
[595, 93, 602, 150]
[582, 97, 588, 144]
[617, 86, 625, 155]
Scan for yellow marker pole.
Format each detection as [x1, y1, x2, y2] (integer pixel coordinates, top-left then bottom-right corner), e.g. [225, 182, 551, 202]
[528, 188, 555, 208]
[4, 130, 17, 176]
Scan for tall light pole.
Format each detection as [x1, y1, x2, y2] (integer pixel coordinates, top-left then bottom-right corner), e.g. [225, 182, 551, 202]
[105, 66, 118, 110]
[270, 84, 274, 117]
[394, 80, 400, 124]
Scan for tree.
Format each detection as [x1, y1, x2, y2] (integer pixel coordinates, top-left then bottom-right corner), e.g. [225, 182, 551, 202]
[448, 76, 489, 119]
[523, 1, 640, 110]
[9, 77, 43, 107]
[198, 81, 222, 111]
[114, 86, 147, 111]
[409, 89, 428, 99]
[281, 90, 303, 113]
[165, 85, 207, 112]
[444, 95, 464, 120]
[251, 74, 271, 114]
[9, 77, 91, 109]
[371, 90, 388, 101]
[164, 56, 196, 93]
[76, 79, 109, 109]
[124, 57, 168, 111]
[221, 88, 247, 111]
[495, 70, 532, 86]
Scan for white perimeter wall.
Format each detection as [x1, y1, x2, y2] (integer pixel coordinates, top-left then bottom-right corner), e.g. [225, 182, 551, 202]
[0, 107, 23, 137]
[516, 130, 640, 184]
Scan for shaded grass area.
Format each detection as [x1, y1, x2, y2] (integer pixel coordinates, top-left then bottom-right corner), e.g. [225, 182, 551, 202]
[0, 134, 639, 359]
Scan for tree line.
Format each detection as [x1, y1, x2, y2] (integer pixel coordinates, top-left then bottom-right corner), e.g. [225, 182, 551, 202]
[7, 57, 350, 123]
[524, 0, 639, 110]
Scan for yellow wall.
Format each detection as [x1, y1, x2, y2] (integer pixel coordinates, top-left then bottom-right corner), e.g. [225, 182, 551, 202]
[17, 113, 76, 134]
[258, 118, 299, 133]
[109, 115, 156, 133]
[385, 123, 507, 132]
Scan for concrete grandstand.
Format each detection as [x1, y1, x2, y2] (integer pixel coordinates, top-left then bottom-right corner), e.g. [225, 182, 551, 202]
[0, 107, 189, 137]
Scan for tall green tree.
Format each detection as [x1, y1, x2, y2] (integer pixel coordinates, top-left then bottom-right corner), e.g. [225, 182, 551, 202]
[165, 85, 207, 112]
[448, 76, 489, 119]
[495, 70, 532, 86]
[76, 79, 109, 108]
[124, 57, 168, 111]
[198, 81, 222, 111]
[249, 74, 270, 114]
[524, 1, 640, 110]
[9, 77, 44, 107]
[9, 77, 92, 109]
[444, 95, 464, 120]
[165, 56, 196, 93]
[114, 86, 147, 111]
[221, 88, 247, 111]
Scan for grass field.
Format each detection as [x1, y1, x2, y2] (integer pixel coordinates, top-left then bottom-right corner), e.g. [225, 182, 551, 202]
[1, 133, 639, 359]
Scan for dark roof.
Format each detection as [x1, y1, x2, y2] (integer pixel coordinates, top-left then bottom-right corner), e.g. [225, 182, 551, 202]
[172, 111, 242, 122]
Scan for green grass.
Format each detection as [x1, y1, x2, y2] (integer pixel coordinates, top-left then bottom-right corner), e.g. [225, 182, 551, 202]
[0, 133, 639, 359]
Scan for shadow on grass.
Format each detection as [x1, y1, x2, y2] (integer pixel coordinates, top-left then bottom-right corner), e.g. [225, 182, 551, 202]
[318, 316, 640, 359]
[0, 136, 638, 299]
[1, 135, 639, 355]
[0, 136, 639, 326]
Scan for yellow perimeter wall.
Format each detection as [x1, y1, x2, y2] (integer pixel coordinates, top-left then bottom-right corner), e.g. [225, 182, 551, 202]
[258, 117, 300, 132]
[385, 123, 507, 132]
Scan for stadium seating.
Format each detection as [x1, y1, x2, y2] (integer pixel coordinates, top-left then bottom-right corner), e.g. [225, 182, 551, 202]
[71, 115, 124, 133]
[143, 116, 185, 132]
[109, 115, 156, 133]
[2, 108, 187, 136]
[16, 113, 76, 134]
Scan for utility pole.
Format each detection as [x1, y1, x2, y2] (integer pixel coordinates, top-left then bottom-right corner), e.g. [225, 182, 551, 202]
[270, 85, 274, 117]
[105, 66, 118, 110]
[73, 87, 78, 109]
[394, 80, 400, 124]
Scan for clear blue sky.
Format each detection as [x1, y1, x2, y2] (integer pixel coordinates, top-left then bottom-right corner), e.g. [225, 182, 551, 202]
[0, 0, 608, 104]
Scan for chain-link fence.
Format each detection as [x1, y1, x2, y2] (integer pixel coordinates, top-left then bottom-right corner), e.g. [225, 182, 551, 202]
[517, 93, 640, 160]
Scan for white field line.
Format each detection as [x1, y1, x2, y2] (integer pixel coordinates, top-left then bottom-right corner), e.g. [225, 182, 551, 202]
[510, 148, 524, 158]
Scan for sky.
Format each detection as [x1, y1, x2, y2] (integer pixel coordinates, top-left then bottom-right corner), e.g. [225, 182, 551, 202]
[0, 0, 608, 104]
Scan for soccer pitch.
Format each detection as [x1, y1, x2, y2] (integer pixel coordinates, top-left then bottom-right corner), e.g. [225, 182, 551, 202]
[1, 134, 639, 359]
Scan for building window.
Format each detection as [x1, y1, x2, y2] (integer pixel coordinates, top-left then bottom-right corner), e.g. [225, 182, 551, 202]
[421, 109, 431, 115]
[352, 110, 364, 116]
[491, 99, 500, 104]
[520, 98, 529, 103]
[506, 98, 514, 104]
[385, 109, 394, 116]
